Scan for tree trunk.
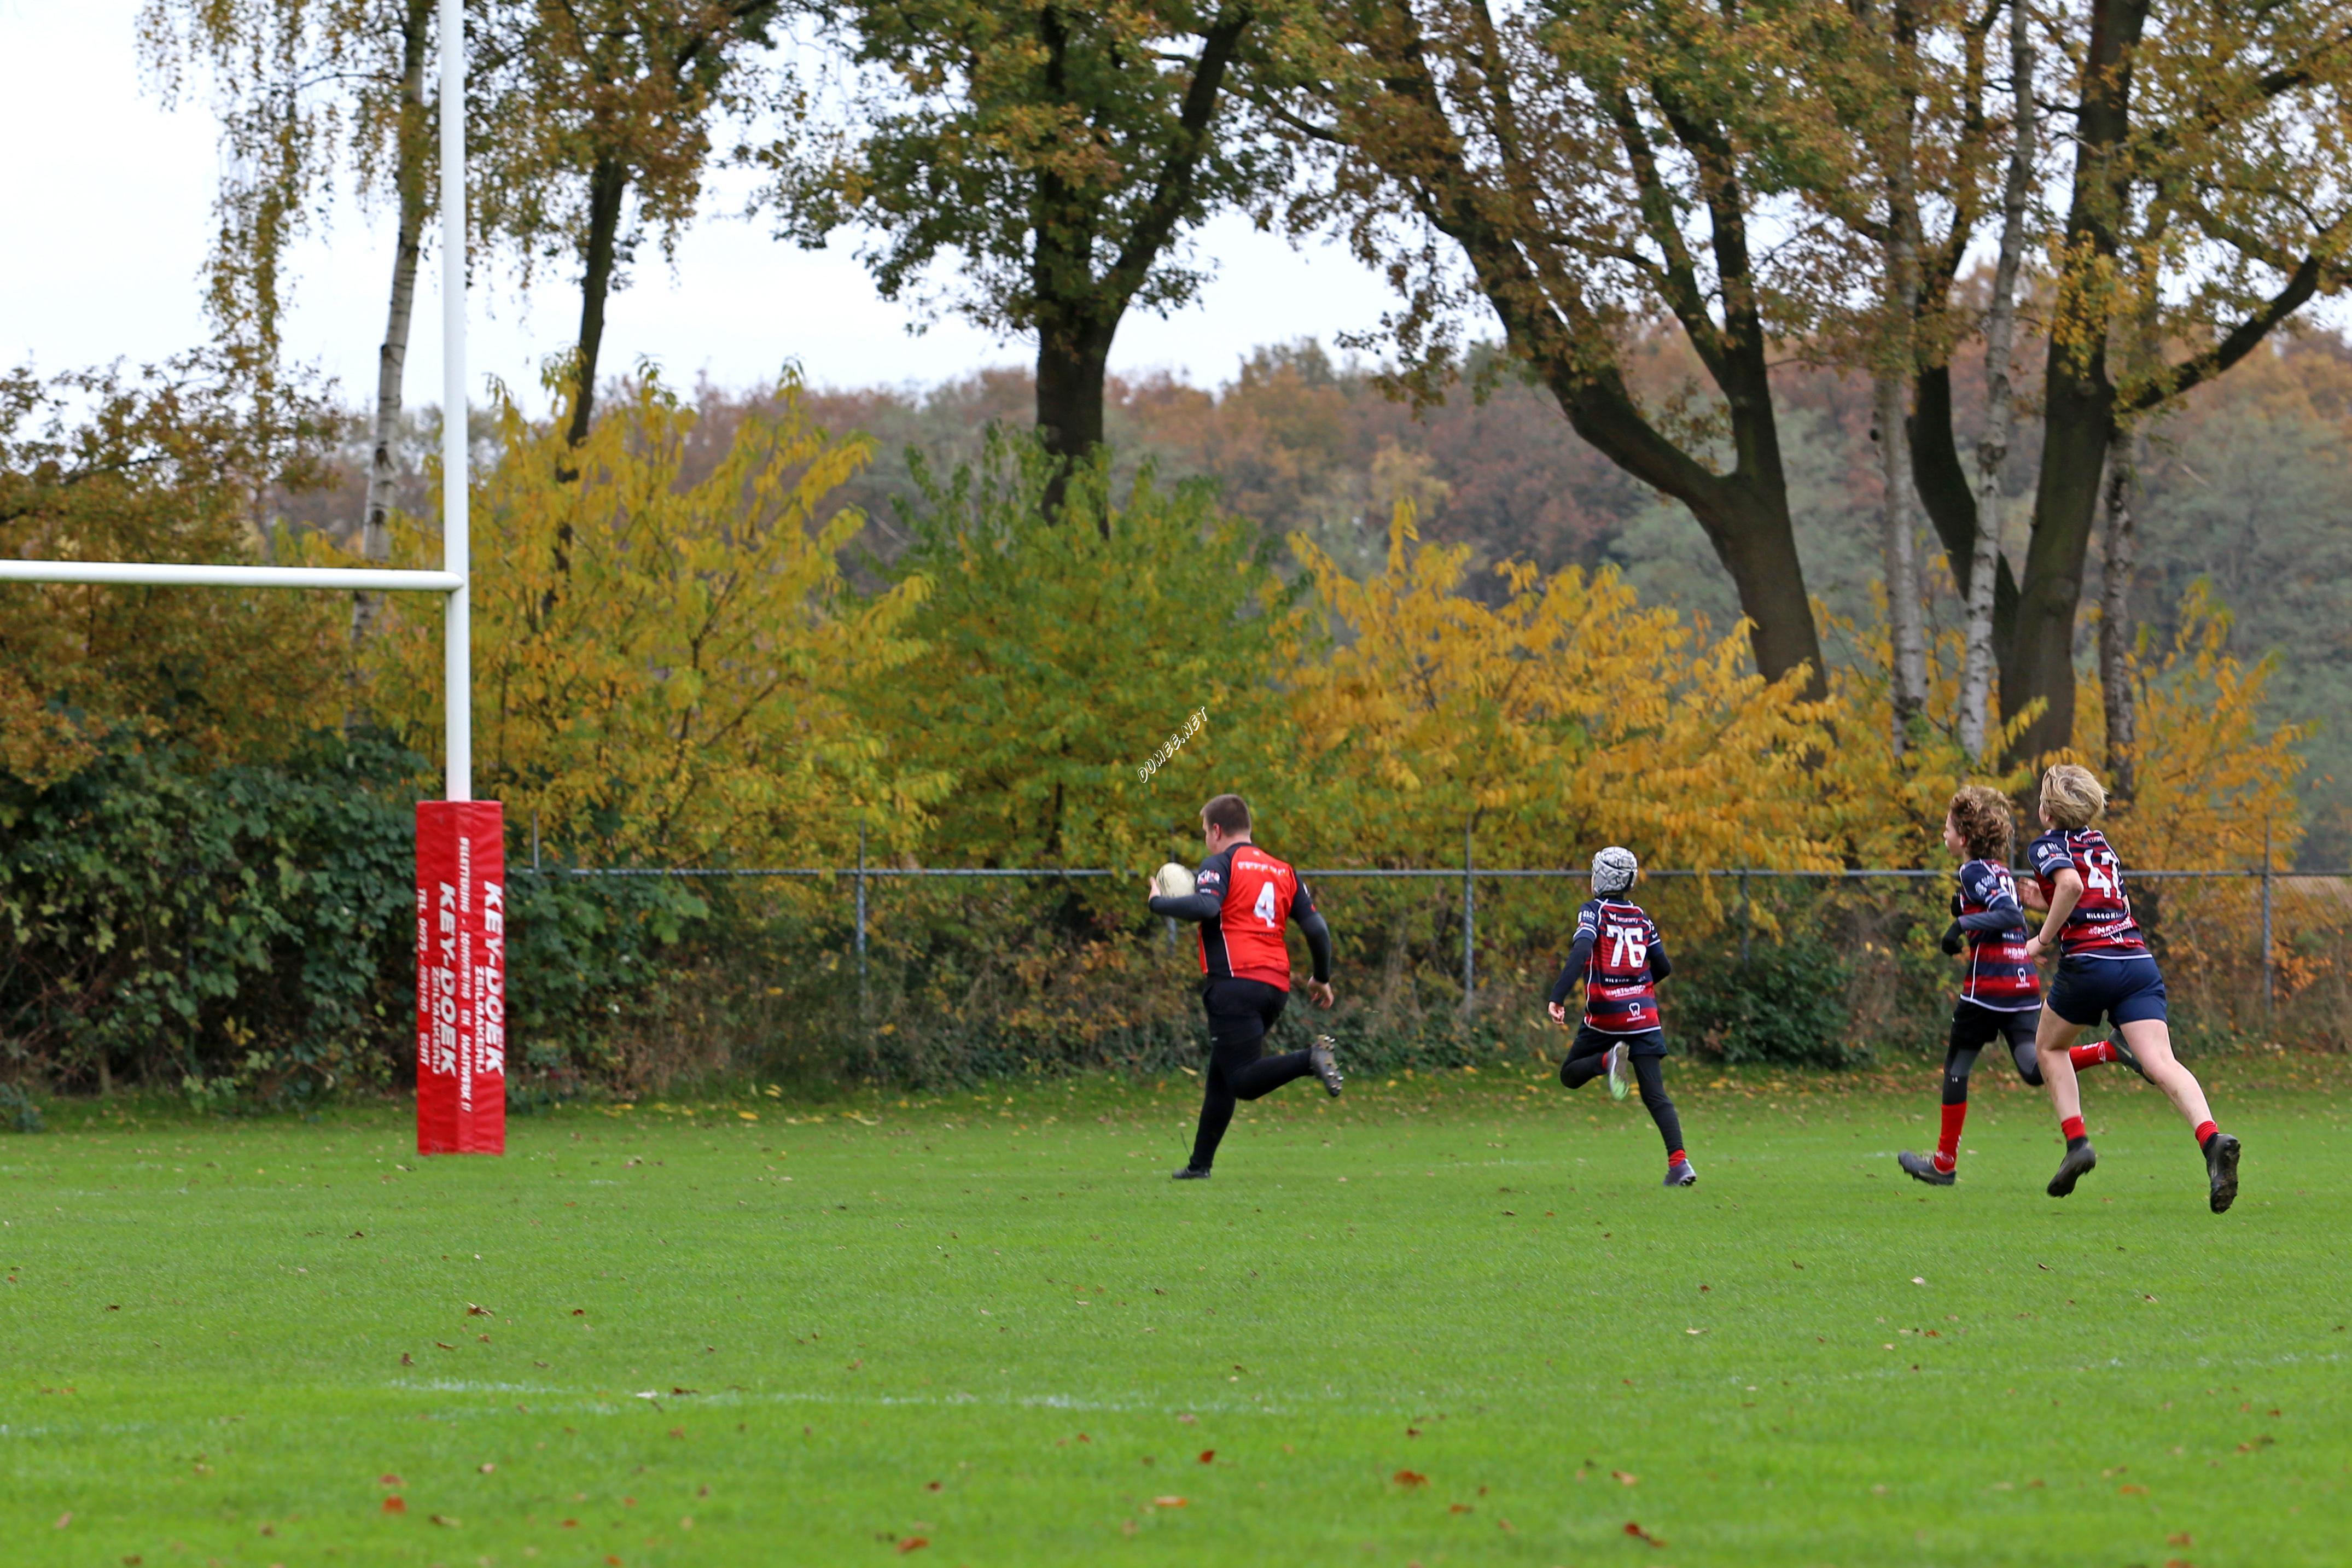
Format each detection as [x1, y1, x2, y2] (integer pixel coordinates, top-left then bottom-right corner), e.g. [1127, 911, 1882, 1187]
[354, 0, 434, 646]
[565, 153, 630, 450]
[1537, 359, 1824, 697]
[2001, 0, 2147, 763]
[1959, 0, 2036, 761]
[1877, 372, 1927, 751]
[1034, 313, 1111, 531]
[2098, 429, 2139, 802]
[1873, 1, 1928, 753]
[1910, 365, 2022, 660]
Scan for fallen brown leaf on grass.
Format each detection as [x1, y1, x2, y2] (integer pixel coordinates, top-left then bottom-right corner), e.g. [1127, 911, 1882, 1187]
[896, 1538, 929, 1554]
[1448, 1502, 1472, 1514]
[1393, 1470, 1428, 1488]
[2169, 1534, 2193, 1547]
[434, 1342, 456, 1351]
[399, 1353, 413, 1367]
[1624, 1520, 1667, 1547]
[379, 1473, 402, 1487]
[382, 1497, 406, 1514]
[1611, 1470, 1639, 1486]
[1198, 1450, 1215, 1464]
[54, 1513, 71, 1529]
[1152, 1496, 1188, 1508]
[466, 1303, 491, 1316]
[428, 1513, 459, 1527]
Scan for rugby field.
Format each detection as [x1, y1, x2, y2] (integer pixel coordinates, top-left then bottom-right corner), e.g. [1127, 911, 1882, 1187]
[3, 1056, 2347, 1566]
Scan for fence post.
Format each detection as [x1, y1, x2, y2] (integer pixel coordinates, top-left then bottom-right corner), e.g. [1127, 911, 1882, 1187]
[2261, 819, 2274, 1022]
[531, 810, 541, 875]
[855, 820, 869, 1017]
[1462, 821, 1475, 1015]
[1738, 871, 1751, 965]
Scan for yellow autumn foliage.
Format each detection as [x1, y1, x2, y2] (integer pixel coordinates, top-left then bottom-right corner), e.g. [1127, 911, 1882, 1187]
[1284, 503, 1842, 888]
[2087, 582, 2308, 871]
[363, 375, 941, 866]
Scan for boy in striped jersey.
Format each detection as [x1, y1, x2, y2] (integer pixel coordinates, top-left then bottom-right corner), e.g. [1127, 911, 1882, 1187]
[1899, 786, 2143, 1186]
[2021, 765, 2241, 1212]
[1546, 847, 1694, 1187]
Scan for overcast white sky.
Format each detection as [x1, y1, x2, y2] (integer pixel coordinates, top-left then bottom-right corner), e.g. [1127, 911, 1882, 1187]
[0, 2, 1402, 412]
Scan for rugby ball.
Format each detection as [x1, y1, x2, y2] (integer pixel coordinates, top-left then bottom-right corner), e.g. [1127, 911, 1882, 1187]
[1152, 861, 1197, 899]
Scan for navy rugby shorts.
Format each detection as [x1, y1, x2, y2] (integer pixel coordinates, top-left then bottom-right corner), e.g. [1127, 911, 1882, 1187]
[2047, 953, 2168, 1028]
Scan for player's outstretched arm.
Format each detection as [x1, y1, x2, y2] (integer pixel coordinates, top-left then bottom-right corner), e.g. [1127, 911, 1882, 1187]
[1149, 890, 1222, 923]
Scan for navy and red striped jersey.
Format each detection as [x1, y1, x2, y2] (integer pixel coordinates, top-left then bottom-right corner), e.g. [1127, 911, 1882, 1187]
[1574, 897, 1664, 1033]
[2025, 827, 2149, 958]
[1955, 858, 2041, 1009]
[1192, 844, 1317, 989]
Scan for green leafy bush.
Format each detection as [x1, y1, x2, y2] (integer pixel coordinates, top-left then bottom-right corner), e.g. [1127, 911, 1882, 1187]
[1676, 938, 1859, 1068]
[0, 729, 420, 1100]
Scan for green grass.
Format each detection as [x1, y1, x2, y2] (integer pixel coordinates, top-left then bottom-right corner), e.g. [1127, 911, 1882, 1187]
[4, 1056, 2349, 1567]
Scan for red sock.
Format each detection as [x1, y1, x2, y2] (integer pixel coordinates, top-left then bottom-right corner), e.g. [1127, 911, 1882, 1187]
[2194, 1119, 2217, 1147]
[1935, 1102, 1966, 1171]
[2070, 1041, 2117, 1070]
[1668, 1149, 1686, 1165]
[2060, 1115, 2087, 1143]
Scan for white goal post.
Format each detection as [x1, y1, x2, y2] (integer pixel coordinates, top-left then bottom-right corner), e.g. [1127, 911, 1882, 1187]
[0, 0, 476, 803]
[5, 2, 508, 1155]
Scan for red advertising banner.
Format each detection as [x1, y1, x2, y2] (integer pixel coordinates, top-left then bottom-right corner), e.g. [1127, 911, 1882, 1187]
[415, 801, 508, 1155]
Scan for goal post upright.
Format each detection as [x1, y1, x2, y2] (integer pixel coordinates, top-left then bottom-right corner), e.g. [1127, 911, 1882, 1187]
[439, 0, 470, 807]
[414, 0, 507, 1157]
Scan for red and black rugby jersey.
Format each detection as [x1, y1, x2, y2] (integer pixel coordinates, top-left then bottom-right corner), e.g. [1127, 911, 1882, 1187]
[1192, 844, 1317, 989]
[2025, 827, 2148, 959]
[1575, 897, 1664, 1034]
[1955, 858, 2041, 1009]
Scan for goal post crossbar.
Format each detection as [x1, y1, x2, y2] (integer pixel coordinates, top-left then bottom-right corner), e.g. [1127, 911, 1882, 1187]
[0, 561, 464, 593]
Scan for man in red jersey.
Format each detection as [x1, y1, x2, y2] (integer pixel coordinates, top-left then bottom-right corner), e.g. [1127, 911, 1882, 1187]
[1146, 794, 1339, 1179]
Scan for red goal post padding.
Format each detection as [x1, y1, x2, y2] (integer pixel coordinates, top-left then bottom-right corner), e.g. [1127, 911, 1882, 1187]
[416, 801, 507, 1153]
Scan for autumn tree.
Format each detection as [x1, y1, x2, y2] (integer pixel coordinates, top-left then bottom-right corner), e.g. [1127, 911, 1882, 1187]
[365, 371, 935, 862]
[761, 0, 1310, 516]
[1894, 0, 2352, 763]
[1268, 0, 1865, 694]
[0, 355, 350, 780]
[476, 2, 784, 451]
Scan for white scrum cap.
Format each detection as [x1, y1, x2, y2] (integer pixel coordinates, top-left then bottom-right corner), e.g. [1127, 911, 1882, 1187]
[1591, 846, 1639, 896]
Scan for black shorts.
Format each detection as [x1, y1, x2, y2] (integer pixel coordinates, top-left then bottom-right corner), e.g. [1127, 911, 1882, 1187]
[1571, 1023, 1668, 1059]
[1201, 977, 1288, 1051]
[2048, 954, 2168, 1028]
[1949, 999, 2037, 1055]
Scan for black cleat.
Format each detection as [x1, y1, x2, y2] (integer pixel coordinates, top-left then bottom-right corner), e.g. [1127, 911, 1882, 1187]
[1309, 1034, 1344, 1098]
[2108, 1036, 2155, 1084]
[1898, 1150, 1955, 1186]
[1171, 1166, 1212, 1181]
[2205, 1132, 2242, 1214]
[2047, 1140, 2097, 1198]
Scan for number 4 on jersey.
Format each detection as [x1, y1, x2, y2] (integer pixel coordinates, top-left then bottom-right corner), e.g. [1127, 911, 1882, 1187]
[1253, 881, 1280, 927]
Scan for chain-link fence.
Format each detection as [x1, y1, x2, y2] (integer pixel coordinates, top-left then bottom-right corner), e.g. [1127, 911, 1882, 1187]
[519, 839, 2352, 1080]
